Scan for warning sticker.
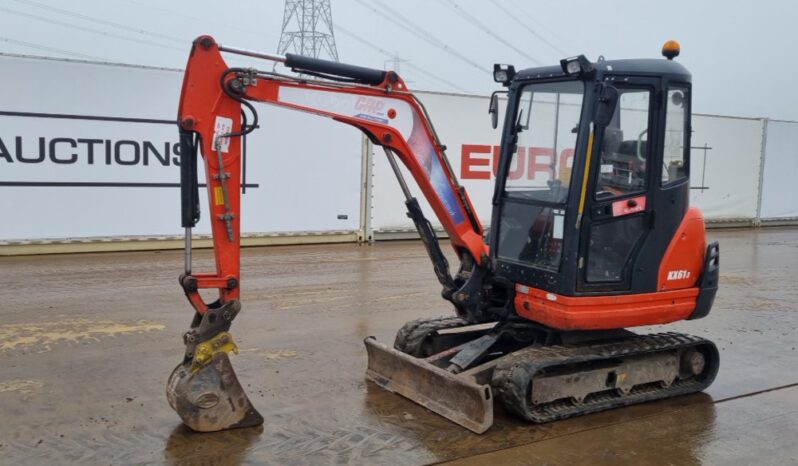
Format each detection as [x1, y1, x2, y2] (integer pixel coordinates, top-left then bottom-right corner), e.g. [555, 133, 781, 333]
[212, 116, 233, 153]
[552, 209, 564, 239]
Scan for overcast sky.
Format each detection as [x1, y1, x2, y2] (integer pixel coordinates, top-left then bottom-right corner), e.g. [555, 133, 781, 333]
[0, 0, 796, 120]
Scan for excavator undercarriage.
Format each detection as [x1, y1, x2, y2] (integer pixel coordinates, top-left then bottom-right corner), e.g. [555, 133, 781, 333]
[366, 317, 719, 433]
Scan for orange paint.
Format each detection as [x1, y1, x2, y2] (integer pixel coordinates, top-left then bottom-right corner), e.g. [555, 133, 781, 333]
[657, 207, 706, 291]
[177, 35, 488, 315]
[514, 285, 699, 330]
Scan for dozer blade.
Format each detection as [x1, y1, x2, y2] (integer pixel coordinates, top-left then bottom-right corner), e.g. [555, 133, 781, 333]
[166, 352, 264, 432]
[364, 337, 493, 434]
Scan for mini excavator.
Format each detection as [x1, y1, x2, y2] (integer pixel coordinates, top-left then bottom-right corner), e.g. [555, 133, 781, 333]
[167, 37, 719, 433]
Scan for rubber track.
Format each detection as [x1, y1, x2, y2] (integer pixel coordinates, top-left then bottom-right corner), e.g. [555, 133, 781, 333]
[393, 316, 471, 356]
[491, 332, 720, 423]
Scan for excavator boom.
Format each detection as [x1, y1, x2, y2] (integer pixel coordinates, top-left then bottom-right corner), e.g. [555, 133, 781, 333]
[169, 36, 491, 432]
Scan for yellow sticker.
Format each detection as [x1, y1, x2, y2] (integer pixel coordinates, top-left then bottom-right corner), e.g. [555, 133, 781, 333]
[559, 166, 572, 183]
[214, 186, 224, 206]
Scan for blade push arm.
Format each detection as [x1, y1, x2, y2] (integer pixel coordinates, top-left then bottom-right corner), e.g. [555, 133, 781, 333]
[177, 36, 489, 318]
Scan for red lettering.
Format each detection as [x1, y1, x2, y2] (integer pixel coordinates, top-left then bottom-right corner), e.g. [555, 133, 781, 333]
[510, 147, 527, 180]
[490, 146, 527, 179]
[527, 146, 554, 180]
[461, 144, 492, 179]
[461, 144, 576, 181]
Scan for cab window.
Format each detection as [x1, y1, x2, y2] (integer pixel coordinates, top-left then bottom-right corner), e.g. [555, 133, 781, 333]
[505, 80, 584, 204]
[497, 80, 585, 272]
[595, 89, 651, 199]
[662, 86, 689, 184]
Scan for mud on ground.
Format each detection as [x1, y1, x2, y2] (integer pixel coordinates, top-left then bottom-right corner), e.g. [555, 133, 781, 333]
[1, 227, 797, 465]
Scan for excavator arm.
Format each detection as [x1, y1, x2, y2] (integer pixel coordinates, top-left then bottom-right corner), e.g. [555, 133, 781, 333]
[167, 36, 491, 432]
[177, 36, 488, 316]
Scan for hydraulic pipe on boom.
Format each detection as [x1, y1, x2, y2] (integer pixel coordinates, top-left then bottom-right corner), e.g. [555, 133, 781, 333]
[167, 36, 491, 432]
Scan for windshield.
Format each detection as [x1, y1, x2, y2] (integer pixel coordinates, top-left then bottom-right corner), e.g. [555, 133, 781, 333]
[496, 80, 585, 271]
[504, 80, 585, 204]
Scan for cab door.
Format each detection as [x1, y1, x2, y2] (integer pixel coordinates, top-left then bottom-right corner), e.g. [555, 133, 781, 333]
[578, 80, 660, 292]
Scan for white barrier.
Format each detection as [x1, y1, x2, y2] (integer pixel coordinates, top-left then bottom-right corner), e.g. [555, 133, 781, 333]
[0, 54, 362, 241]
[760, 120, 798, 220]
[1, 53, 795, 246]
[689, 115, 765, 221]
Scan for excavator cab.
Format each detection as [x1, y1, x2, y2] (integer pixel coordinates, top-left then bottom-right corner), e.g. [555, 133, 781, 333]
[369, 48, 717, 433]
[489, 51, 717, 329]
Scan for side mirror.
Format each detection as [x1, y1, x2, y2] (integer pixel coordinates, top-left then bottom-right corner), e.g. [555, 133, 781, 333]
[594, 84, 619, 127]
[488, 90, 506, 129]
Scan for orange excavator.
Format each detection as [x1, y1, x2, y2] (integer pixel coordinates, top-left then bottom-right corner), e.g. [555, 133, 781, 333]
[167, 36, 719, 433]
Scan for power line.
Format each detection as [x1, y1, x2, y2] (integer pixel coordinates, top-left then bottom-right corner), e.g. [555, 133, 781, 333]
[352, 0, 490, 74]
[488, 0, 568, 57]
[366, 0, 491, 74]
[369, 0, 462, 52]
[404, 62, 472, 94]
[0, 7, 186, 54]
[437, 0, 542, 66]
[507, 0, 578, 54]
[336, 24, 470, 92]
[119, 0, 264, 41]
[335, 24, 472, 93]
[9, 0, 185, 44]
[0, 35, 103, 60]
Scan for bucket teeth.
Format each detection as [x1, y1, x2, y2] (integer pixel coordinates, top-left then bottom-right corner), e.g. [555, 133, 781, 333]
[167, 351, 263, 432]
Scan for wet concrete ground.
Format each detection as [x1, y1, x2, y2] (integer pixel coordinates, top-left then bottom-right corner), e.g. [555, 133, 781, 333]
[0, 227, 797, 465]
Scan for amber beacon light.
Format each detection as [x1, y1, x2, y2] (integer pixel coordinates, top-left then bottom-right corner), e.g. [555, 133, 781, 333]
[662, 40, 681, 60]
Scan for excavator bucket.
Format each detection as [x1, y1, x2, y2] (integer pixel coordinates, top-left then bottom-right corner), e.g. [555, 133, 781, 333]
[364, 337, 494, 434]
[166, 352, 263, 432]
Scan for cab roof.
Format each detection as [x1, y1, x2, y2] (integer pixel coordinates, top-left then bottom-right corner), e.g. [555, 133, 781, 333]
[515, 58, 691, 82]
